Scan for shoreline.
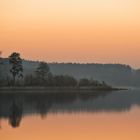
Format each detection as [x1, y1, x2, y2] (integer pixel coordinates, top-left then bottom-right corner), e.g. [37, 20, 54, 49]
[0, 86, 128, 94]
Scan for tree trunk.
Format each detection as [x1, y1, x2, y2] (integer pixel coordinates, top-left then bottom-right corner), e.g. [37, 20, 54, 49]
[13, 76, 16, 86]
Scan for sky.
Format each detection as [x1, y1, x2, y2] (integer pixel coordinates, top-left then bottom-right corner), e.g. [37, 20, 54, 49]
[0, 0, 140, 68]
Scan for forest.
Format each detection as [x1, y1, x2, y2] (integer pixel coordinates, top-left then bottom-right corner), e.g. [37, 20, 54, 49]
[0, 52, 110, 88]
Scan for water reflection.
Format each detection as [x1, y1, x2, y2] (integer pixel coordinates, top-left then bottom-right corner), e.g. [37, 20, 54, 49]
[0, 89, 140, 128]
[9, 100, 23, 128]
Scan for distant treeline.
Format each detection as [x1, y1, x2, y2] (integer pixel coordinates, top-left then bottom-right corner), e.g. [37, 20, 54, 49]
[1, 52, 140, 87]
[0, 53, 110, 88]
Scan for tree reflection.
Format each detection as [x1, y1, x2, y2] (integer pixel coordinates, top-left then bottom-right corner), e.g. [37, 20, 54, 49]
[0, 89, 140, 128]
[36, 100, 52, 119]
[9, 100, 23, 128]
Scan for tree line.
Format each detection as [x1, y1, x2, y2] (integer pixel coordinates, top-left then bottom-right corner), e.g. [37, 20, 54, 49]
[0, 52, 110, 88]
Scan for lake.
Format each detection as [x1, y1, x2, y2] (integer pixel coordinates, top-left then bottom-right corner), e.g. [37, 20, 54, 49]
[0, 88, 140, 140]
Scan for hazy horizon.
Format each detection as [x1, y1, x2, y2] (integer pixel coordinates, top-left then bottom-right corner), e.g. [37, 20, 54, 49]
[1, 54, 140, 70]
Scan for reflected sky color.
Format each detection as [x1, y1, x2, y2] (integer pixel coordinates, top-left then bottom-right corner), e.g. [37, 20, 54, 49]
[0, 89, 140, 140]
[1, 106, 140, 140]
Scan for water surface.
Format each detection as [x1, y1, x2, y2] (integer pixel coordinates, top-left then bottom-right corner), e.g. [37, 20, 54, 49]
[0, 89, 140, 140]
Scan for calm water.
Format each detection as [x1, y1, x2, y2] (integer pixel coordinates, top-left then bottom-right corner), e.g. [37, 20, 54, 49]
[0, 89, 140, 140]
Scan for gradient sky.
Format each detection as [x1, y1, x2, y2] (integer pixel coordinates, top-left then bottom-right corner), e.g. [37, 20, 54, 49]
[0, 0, 140, 68]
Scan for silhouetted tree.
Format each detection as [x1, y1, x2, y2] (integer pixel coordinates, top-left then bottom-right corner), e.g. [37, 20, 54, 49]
[89, 79, 100, 87]
[35, 62, 50, 85]
[78, 78, 108, 87]
[24, 74, 36, 86]
[79, 78, 90, 87]
[53, 75, 77, 87]
[9, 52, 23, 85]
[46, 73, 54, 86]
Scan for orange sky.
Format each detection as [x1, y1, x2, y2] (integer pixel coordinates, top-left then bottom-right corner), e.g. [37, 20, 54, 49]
[0, 0, 140, 68]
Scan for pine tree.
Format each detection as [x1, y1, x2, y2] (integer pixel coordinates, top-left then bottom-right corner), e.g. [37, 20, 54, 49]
[9, 52, 23, 85]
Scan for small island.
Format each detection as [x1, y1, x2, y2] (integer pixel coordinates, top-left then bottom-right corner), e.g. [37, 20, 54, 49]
[0, 52, 126, 93]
